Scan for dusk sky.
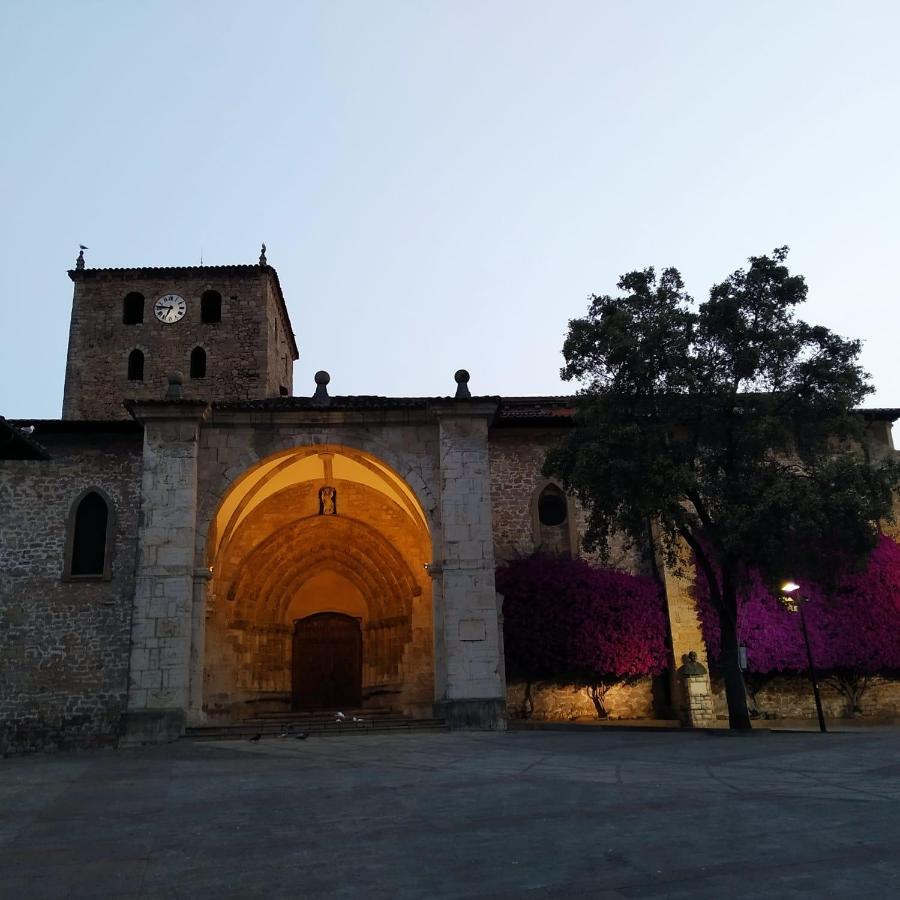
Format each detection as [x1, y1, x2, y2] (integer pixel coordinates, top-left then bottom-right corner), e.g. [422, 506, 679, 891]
[2, 1, 898, 435]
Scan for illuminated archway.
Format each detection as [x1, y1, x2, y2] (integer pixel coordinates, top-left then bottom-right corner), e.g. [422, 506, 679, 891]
[203, 445, 434, 719]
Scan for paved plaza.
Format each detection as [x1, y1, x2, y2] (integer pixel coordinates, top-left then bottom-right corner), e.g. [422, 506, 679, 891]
[2, 728, 900, 898]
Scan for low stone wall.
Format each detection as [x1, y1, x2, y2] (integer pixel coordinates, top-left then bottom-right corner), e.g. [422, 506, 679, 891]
[507, 679, 655, 721]
[711, 674, 900, 721]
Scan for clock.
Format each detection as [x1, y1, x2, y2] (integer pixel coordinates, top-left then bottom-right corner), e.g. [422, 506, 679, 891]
[154, 293, 186, 324]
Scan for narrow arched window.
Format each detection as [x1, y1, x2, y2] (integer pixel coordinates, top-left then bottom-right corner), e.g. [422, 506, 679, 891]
[69, 491, 109, 577]
[538, 485, 568, 527]
[533, 483, 573, 557]
[190, 346, 207, 379]
[127, 349, 144, 381]
[123, 292, 144, 324]
[201, 290, 222, 323]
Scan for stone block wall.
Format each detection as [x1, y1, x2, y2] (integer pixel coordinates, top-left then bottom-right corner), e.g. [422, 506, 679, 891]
[506, 679, 656, 721]
[488, 428, 642, 571]
[264, 276, 295, 397]
[0, 429, 142, 753]
[63, 266, 295, 420]
[711, 674, 900, 722]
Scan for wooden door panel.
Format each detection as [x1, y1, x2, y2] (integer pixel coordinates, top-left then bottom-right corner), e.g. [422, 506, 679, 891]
[292, 613, 362, 709]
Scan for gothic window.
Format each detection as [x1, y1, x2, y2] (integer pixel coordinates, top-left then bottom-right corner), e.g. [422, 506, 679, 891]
[538, 485, 568, 526]
[190, 346, 207, 379]
[127, 349, 144, 381]
[201, 290, 222, 323]
[123, 292, 144, 324]
[533, 483, 573, 557]
[65, 490, 114, 580]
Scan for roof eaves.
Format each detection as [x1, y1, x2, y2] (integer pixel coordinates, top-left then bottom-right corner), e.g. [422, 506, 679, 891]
[69, 263, 300, 360]
[0, 416, 52, 459]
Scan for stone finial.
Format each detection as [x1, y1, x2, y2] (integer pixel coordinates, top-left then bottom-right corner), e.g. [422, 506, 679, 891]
[679, 650, 708, 677]
[454, 369, 471, 399]
[312, 370, 331, 405]
[76, 248, 85, 270]
[165, 371, 184, 401]
[259, 243, 267, 266]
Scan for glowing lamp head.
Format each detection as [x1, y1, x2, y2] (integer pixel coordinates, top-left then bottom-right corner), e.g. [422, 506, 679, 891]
[781, 581, 800, 594]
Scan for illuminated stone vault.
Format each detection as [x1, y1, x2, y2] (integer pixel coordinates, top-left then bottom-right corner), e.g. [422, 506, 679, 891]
[204, 446, 434, 718]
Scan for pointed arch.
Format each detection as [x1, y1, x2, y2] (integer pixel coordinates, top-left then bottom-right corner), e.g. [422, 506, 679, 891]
[127, 348, 144, 381]
[530, 480, 576, 557]
[190, 346, 207, 379]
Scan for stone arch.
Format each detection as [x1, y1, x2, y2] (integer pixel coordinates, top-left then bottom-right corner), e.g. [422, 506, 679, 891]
[201, 441, 435, 720]
[62, 486, 117, 581]
[224, 516, 420, 624]
[529, 478, 577, 557]
[200, 440, 436, 567]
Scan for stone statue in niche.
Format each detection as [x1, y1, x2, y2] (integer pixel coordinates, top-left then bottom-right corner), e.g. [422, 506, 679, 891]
[319, 486, 337, 515]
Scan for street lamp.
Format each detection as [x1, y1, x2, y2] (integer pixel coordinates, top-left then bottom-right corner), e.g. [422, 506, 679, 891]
[780, 581, 827, 733]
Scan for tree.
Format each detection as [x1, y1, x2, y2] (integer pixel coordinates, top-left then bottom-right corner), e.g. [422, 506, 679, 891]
[695, 535, 900, 716]
[496, 555, 668, 717]
[545, 248, 900, 729]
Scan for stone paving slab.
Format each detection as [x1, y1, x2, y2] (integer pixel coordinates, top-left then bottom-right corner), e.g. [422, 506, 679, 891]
[2, 729, 900, 898]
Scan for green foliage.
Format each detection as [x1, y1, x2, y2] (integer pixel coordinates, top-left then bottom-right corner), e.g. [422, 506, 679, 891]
[547, 248, 898, 587]
[546, 247, 900, 727]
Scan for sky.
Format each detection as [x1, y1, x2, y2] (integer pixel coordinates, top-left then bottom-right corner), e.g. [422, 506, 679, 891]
[1, 1, 898, 433]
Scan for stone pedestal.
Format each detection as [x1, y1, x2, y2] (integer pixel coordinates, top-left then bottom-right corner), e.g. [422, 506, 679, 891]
[679, 651, 717, 729]
[430, 400, 506, 729]
[121, 400, 209, 744]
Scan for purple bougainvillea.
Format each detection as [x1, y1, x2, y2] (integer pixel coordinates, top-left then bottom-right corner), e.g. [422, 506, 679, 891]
[695, 535, 900, 674]
[496, 555, 669, 681]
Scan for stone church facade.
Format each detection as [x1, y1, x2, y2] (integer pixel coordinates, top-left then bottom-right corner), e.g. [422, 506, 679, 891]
[1, 253, 898, 753]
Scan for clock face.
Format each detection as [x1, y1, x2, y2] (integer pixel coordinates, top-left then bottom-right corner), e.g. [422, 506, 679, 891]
[154, 294, 186, 324]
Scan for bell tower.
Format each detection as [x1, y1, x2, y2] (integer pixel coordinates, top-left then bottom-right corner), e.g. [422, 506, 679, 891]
[62, 247, 299, 420]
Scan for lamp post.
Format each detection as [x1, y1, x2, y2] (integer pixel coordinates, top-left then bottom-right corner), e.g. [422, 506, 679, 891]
[781, 582, 827, 733]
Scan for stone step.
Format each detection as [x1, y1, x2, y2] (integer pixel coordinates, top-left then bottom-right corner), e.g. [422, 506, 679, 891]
[182, 717, 449, 741]
[244, 708, 395, 722]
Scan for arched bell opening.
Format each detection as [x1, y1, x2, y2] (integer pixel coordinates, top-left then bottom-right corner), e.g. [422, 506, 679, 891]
[203, 446, 434, 722]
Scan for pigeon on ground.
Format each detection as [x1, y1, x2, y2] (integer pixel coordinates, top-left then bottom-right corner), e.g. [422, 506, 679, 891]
[352, 716, 365, 723]
[295, 732, 310, 740]
[334, 712, 346, 721]
[248, 733, 262, 742]
[279, 731, 289, 738]
[19, 426, 34, 435]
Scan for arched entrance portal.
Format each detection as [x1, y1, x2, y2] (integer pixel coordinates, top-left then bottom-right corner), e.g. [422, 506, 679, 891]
[203, 445, 433, 720]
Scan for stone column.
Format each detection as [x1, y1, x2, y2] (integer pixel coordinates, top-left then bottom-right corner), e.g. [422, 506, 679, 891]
[122, 397, 209, 744]
[659, 540, 716, 725]
[429, 398, 506, 729]
[188, 567, 212, 724]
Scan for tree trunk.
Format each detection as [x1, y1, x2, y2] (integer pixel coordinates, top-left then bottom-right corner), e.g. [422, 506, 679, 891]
[588, 682, 611, 719]
[719, 583, 752, 731]
[682, 533, 752, 731]
[522, 680, 534, 720]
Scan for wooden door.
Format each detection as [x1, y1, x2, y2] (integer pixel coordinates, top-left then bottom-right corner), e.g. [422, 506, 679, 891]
[292, 613, 362, 710]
